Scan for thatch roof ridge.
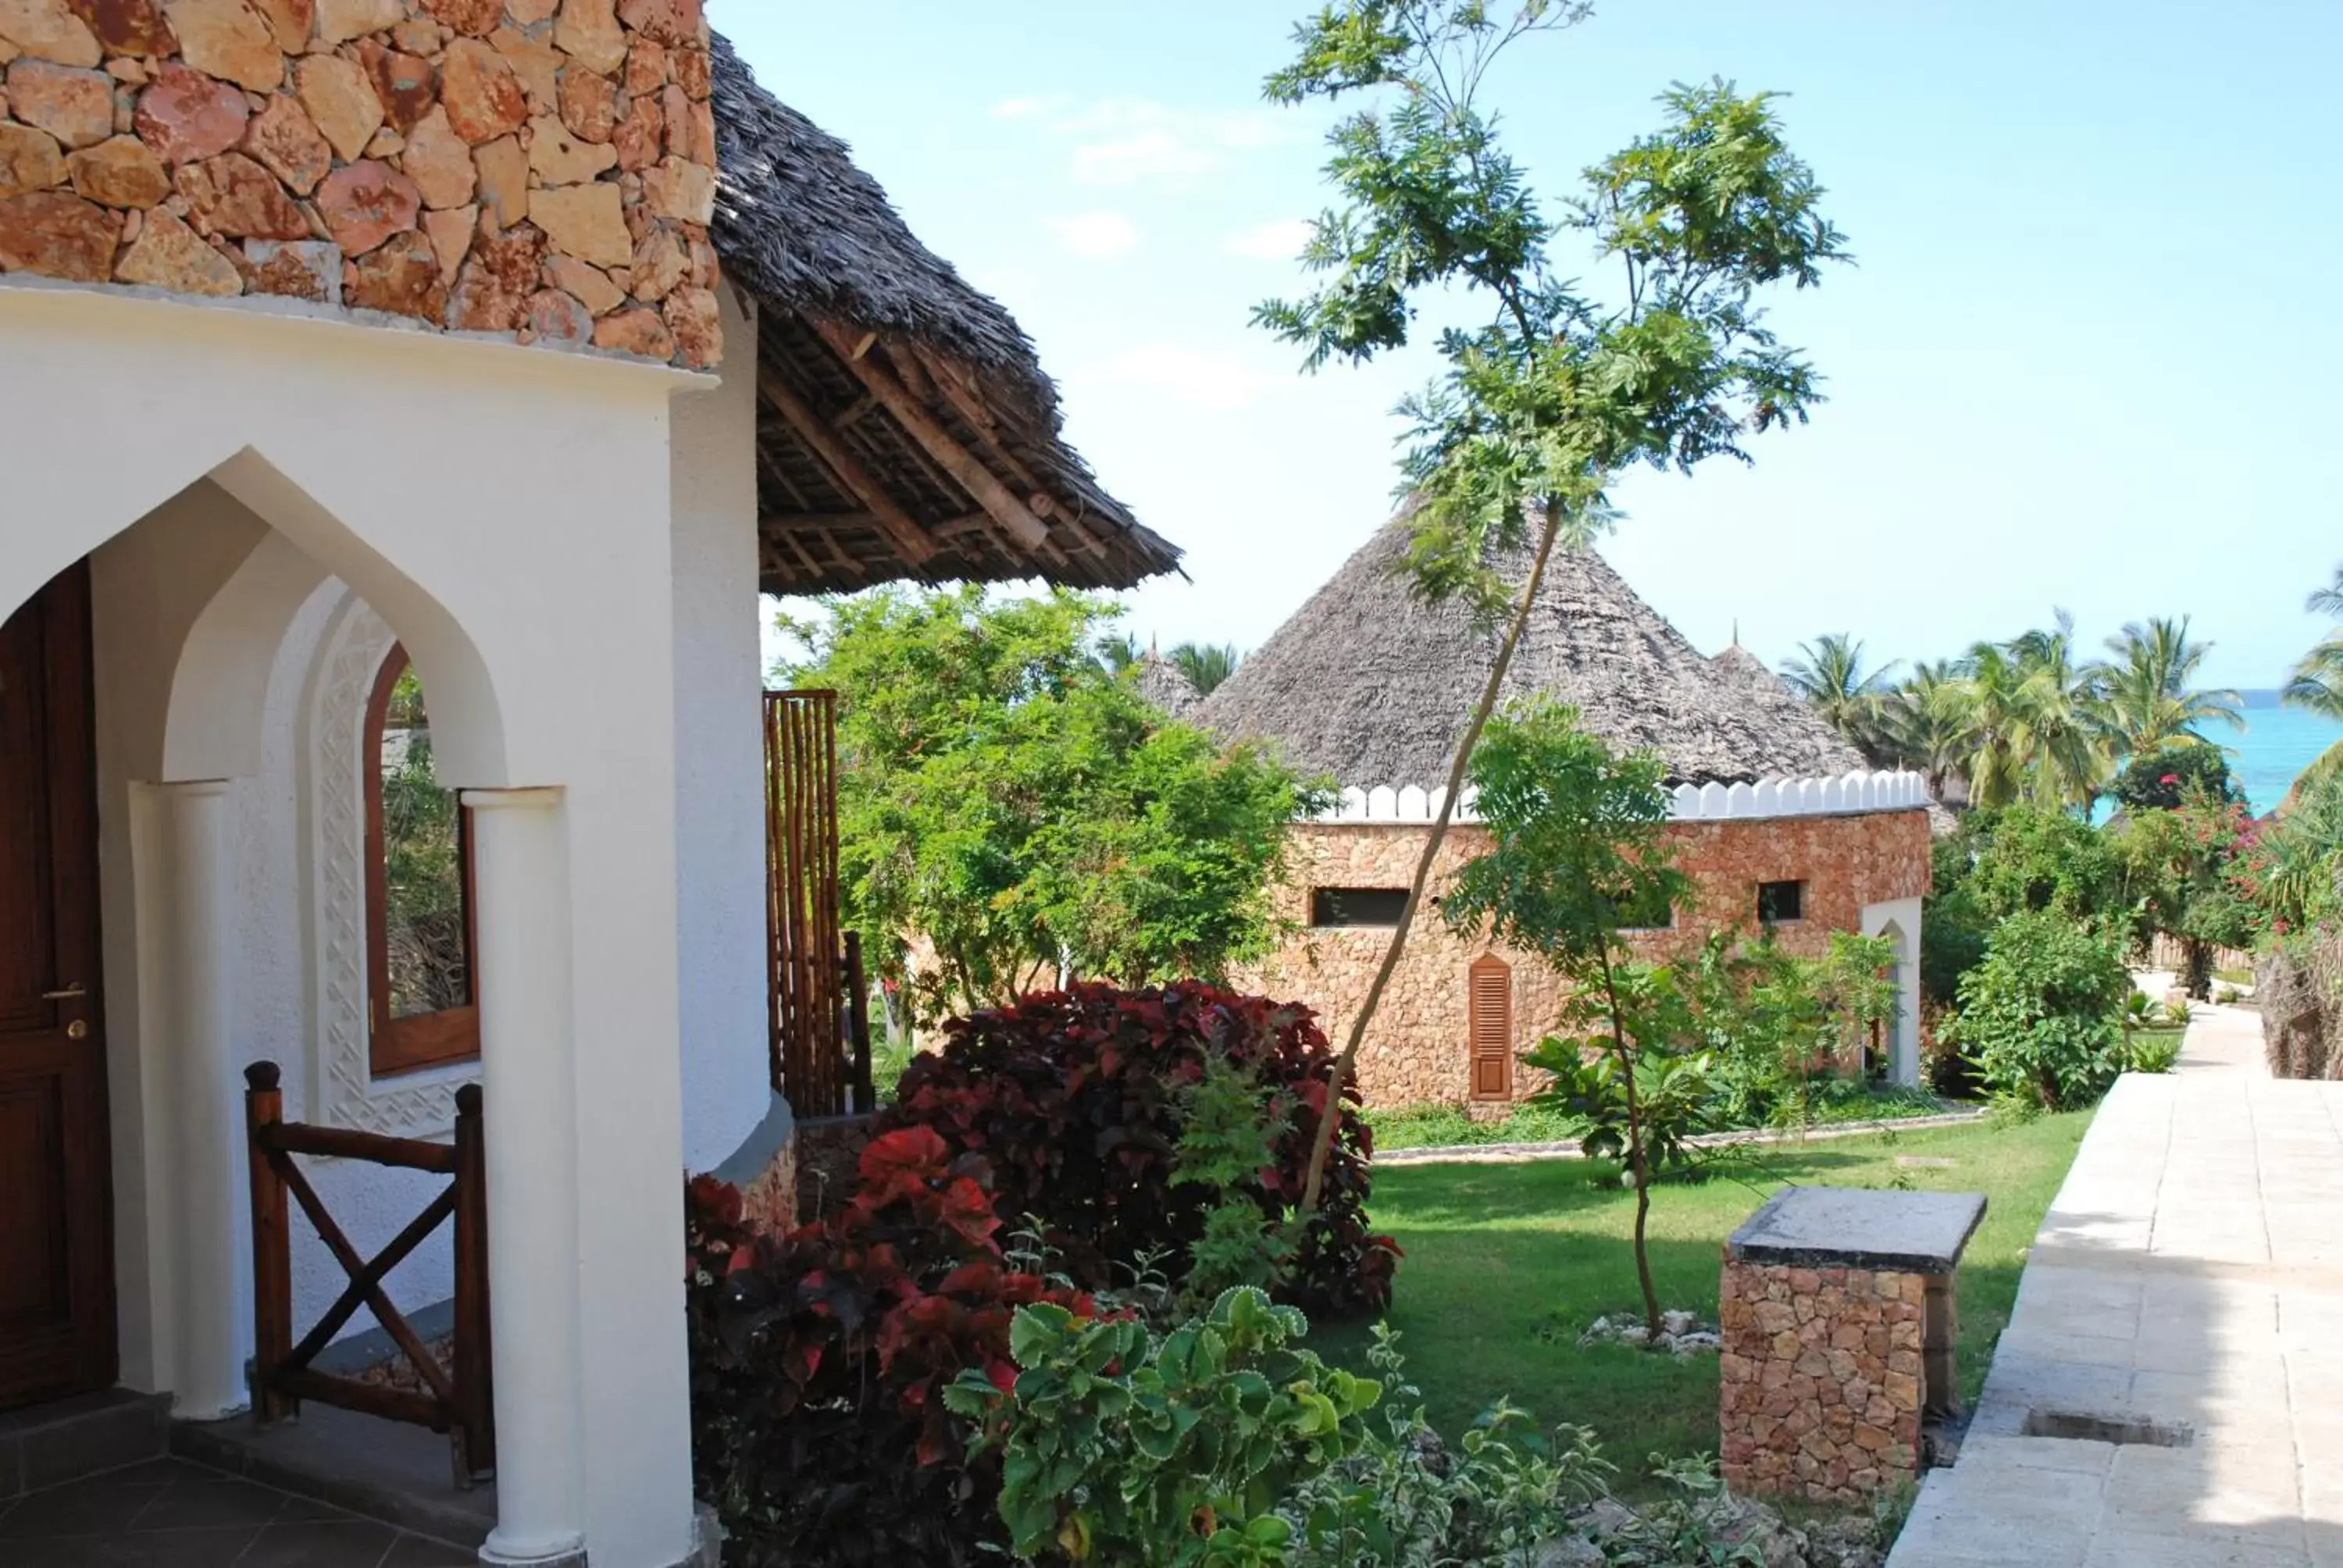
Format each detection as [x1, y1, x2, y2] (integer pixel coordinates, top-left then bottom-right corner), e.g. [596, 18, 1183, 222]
[1194, 519, 1870, 787]
[1134, 650, 1203, 719]
[708, 36, 1180, 593]
[710, 35, 1050, 414]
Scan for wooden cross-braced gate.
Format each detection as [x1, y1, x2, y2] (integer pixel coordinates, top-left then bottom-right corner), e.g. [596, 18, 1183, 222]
[764, 690, 872, 1117]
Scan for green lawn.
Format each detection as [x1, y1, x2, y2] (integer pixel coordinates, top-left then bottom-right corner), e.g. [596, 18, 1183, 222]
[1314, 1110, 2094, 1495]
[1365, 1085, 1949, 1153]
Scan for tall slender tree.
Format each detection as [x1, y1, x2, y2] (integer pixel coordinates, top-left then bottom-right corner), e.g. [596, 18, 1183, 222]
[1168, 640, 1243, 697]
[1931, 614, 2112, 813]
[2285, 565, 2343, 795]
[2100, 616, 2241, 755]
[1254, 2, 1849, 1210]
[1780, 633, 1898, 751]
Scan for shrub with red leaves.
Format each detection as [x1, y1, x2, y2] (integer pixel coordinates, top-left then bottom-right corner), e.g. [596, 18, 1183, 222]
[685, 1128, 1096, 1566]
[878, 982, 1401, 1318]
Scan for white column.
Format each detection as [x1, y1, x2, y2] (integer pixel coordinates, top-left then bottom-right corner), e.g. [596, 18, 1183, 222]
[157, 779, 248, 1421]
[465, 787, 587, 1567]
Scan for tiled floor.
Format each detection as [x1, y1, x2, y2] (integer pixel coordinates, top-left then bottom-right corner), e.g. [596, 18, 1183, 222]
[1888, 1001, 2343, 1566]
[0, 1457, 476, 1567]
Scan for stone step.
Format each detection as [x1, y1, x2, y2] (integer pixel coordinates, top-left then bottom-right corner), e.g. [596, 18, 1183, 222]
[172, 1403, 494, 1550]
[0, 1388, 172, 1499]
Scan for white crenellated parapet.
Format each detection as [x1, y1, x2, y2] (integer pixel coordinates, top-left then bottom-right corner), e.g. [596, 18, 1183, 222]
[1313, 769, 1932, 825]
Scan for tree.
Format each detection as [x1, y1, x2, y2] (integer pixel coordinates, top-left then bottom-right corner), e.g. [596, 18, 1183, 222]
[1942, 911, 2130, 1110]
[1780, 633, 1897, 753]
[779, 587, 1325, 1021]
[1872, 658, 1973, 800]
[1168, 640, 1243, 697]
[2099, 616, 2241, 757]
[1255, 2, 1848, 1211]
[1439, 701, 1696, 1341]
[2284, 565, 2343, 793]
[2112, 785, 2259, 998]
[1930, 616, 2112, 812]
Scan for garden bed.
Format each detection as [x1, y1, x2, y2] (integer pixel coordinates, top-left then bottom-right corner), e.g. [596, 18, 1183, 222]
[1314, 1110, 2093, 1498]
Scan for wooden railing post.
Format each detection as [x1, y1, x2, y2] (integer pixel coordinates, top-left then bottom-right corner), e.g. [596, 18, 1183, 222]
[243, 1061, 294, 1425]
[844, 930, 873, 1111]
[451, 1082, 494, 1485]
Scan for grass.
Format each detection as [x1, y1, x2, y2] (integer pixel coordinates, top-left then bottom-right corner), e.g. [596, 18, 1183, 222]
[1314, 1110, 2093, 1496]
[1364, 1083, 1951, 1153]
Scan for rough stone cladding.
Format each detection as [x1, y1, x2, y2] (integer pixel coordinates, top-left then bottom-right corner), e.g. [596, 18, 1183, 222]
[1232, 807, 1931, 1110]
[0, 0, 722, 366]
[1717, 1258, 1925, 1504]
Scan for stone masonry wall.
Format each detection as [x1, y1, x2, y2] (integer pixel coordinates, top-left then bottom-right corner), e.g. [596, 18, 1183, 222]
[1717, 1258, 1925, 1504]
[1232, 807, 1931, 1109]
[0, 0, 721, 365]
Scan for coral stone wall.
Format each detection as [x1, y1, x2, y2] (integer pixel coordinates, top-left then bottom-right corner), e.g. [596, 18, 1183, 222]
[0, 0, 721, 365]
[1232, 807, 1931, 1109]
[1717, 1259, 1926, 1504]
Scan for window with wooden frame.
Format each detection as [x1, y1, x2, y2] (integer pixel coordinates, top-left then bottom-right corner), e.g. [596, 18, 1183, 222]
[1467, 954, 1513, 1102]
[366, 646, 479, 1078]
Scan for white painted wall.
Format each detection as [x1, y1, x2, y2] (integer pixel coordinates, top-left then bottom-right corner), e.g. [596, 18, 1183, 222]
[1862, 895, 1927, 1088]
[7, 279, 719, 1568]
[671, 287, 776, 1174]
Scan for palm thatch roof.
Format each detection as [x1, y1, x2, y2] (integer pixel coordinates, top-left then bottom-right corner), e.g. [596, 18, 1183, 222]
[1194, 519, 1869, 787]
[1133, 650, 1203, 718]
[710, 36, 1177, 593]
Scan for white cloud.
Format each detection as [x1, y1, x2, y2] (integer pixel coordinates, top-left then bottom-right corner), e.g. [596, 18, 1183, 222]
[1092, 343, 1280, 412]
[1003, 98, 1295, 188]
[990, 94, 1068, 121]
[1220, 219, 1314, 261]
[1045, 210, 1143, 260]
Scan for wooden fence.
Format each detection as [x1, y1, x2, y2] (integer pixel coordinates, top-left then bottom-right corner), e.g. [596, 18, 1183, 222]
[243, 1062, 494, 1487]
[764, 690, 872, 1115]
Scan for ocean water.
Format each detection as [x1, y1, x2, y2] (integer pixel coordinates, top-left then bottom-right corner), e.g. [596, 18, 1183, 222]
[2222, 691, 2343, 814]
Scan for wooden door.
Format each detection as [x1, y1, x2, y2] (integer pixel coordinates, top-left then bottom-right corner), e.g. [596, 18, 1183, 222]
[1467, 955, 1512, 1102]
[0, 562, 115, 1409]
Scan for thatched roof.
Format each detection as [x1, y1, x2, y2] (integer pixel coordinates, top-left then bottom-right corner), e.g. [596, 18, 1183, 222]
[1194, 519, 1870, 787]
[1133, 650, 1203, 718]
[710, 37, 1179, 593]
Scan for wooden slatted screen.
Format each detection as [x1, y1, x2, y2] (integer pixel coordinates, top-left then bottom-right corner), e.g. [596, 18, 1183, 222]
[1467, 955, 1512, 1101]
[765, 690, 846, 1115]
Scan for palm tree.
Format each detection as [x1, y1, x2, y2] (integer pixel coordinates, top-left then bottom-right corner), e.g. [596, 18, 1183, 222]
[1931, 615, 2113, 812]
[1874, 658, 1971, 800]
[2100, 616, 2243, 755]
[1781, 634, 1899, 753]
[1168, 640, 1242, 697]
[2285, 565, 2343, 719]
[2285, 565, 2343, 797]
[1095, 632, 1141, 673]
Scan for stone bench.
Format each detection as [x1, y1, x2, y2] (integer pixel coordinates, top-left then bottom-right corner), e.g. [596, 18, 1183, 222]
[1718, 1186, 1985, 1505]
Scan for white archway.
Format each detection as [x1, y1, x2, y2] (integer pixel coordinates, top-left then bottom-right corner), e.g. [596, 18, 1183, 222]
[1861, 897, 1925, 1087]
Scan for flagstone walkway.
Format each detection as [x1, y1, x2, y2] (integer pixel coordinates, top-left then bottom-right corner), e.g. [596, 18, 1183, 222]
[1888, 999, 2343, 1566]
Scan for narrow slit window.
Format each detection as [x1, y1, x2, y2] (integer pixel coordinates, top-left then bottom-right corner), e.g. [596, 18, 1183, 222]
[1311, 887, 1410, 928]
[1756, 879, 1806, 925]
[366, 646, 480, 1078]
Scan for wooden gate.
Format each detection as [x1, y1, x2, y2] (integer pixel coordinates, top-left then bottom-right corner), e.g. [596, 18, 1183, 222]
[243, 1061, 492, 1486]
[764, 691, 871, 1116]
[1467, 955, 1513, 1101]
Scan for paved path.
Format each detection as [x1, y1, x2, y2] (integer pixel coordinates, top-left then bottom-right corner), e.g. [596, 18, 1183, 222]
[1889, 1002, 2343, 1566]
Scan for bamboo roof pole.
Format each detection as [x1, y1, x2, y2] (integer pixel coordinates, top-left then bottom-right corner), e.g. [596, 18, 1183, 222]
[756, 369, 938, 567]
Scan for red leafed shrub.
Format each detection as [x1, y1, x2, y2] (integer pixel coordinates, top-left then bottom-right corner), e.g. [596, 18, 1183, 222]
[685, 1128, 1097, 1566]
[879, 982, 1401, 1317]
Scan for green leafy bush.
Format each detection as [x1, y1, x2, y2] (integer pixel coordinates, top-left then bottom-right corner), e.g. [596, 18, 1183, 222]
[946, 1288, 1384, 1566]
[1943, 911, 2131, 1108]
[2127, 1033, 2182, 1074]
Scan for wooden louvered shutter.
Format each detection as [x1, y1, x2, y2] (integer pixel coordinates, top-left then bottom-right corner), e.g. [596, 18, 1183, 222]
[1467, 956, 1512, 1101]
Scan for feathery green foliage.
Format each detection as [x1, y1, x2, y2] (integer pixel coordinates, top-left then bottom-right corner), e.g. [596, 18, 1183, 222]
[1254, 0, 1847, 1212]
[778, 589, 1325, 1022]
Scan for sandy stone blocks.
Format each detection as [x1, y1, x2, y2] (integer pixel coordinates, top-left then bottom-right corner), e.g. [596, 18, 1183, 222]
[1718, 1260, 1928, 1505]
[0, 0, 720, 364]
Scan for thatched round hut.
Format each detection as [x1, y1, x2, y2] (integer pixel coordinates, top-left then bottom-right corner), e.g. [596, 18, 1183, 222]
[1133, 649, 1204, 719]
[1198, 521, 1935, 1110]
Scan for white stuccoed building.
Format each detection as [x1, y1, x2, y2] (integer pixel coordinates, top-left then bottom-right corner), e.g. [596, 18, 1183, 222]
[0, 12, 1173, 1563]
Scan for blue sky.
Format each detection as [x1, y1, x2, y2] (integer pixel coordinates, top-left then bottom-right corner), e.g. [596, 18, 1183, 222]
[723, 1, 2342, 692]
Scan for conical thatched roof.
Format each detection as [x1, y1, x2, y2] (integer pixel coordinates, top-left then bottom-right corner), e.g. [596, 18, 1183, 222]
[711, 37, 1177, 594]
[1195, 521, 1868, 787]
[1133, 650, 1203, 719]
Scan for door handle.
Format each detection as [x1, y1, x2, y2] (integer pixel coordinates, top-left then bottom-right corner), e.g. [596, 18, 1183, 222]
[41, 985, 86, 1001]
